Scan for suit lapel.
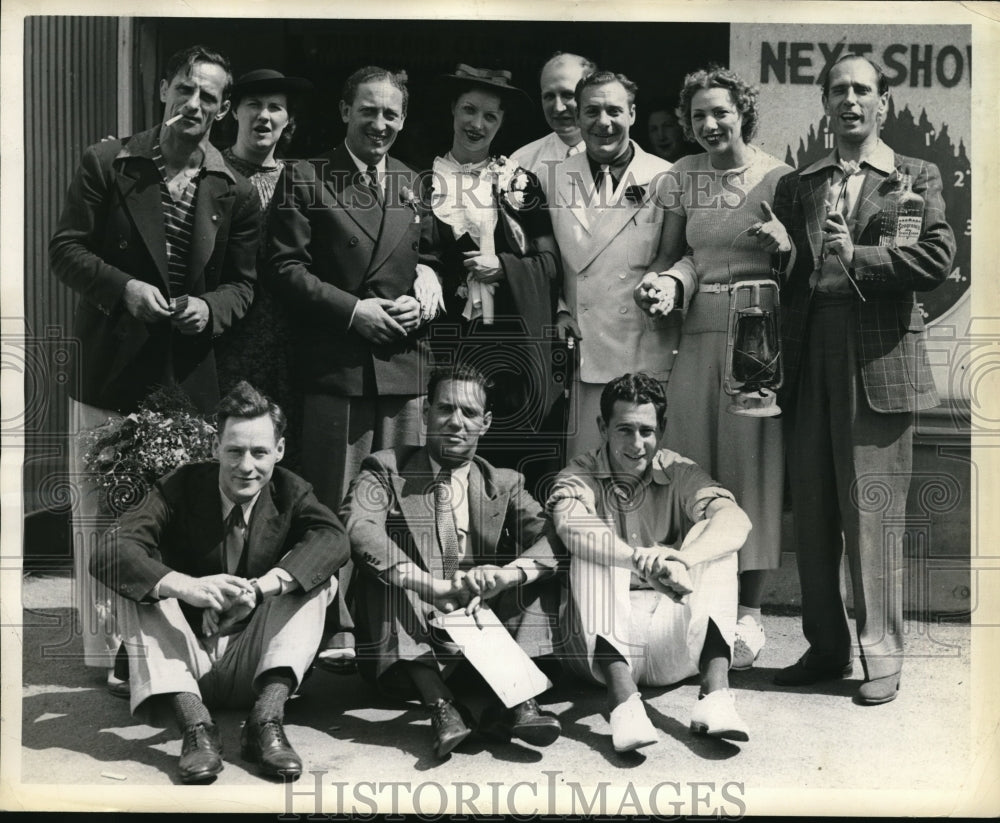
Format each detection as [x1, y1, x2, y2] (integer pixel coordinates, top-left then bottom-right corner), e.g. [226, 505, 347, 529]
[188, 173, 235, 292]
[246, 482, 280, 575]
[368, 158, 412, 275]
[853, 165, 892, 241]
[393, 449, 439, 573]
[320, 146, 381, 243]
[802, 171, 830, 266]
[556, 153, 593, 234]
[116, 161, 170, 290]
[198, 487, 227, 573]
[468, 459, 505, 560]
[576, 146, 663, 272]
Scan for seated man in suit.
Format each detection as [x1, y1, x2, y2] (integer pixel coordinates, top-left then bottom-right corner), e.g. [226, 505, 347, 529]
[547, 373, 752, 753]
[344, 364, 563, 759]
[91, 381, 348, 783]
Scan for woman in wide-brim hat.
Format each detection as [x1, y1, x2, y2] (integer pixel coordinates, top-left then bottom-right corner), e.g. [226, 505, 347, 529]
[423, 63, 563, 494]
[216, 68, 313, 471]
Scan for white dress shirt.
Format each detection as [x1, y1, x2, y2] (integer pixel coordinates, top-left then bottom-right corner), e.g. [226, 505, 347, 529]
[344, 144, 387, 194]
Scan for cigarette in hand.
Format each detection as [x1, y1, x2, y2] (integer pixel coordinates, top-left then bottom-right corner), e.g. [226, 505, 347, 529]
[164, 113, 184, 126]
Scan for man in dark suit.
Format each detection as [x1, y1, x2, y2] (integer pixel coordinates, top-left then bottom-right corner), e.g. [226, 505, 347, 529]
[343, 364, 563, 759]
[770, 54, 955, 704]
[268, 64, 442, 509]
[91, 381, 348, 783]
[50, 44, 262, 683]
[268, 66, 443, 668]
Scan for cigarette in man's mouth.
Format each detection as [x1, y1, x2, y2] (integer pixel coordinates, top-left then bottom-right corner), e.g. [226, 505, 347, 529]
[164, 113, 184, 126]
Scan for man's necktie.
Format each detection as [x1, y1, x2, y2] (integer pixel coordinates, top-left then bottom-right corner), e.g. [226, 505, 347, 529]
[596, 164, 612, 198]
[365, 164, 383, 208]
[223, 504, 247, 576]
[434, 470, 461, 580]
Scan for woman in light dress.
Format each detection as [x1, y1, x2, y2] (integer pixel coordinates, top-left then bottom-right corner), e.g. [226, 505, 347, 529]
[635, 66, 793, 670]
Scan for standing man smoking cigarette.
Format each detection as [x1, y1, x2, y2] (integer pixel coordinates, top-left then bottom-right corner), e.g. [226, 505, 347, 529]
[50, 44, 261, 693]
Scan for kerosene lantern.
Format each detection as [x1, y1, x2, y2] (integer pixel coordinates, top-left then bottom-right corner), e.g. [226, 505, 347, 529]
[723, 280, 783, 417]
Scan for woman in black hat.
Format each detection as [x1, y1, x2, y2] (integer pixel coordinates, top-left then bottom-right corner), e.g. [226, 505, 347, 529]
[222, 68, 312, 201]
[216, 69, 312, 466]
[424, 64, 564, 496]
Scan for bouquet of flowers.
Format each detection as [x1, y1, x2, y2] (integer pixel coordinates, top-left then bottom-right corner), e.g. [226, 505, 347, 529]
[79, 385, 217, 516]
[485, 155, 532, 210]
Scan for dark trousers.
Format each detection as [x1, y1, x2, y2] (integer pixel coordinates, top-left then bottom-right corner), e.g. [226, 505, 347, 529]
[785, 299, 909, 680]
[353, 571, 562, 700]
[300, 392, 425, 644]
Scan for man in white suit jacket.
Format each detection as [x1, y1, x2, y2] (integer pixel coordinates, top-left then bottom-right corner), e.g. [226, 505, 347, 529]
[541, 70, 680, 458]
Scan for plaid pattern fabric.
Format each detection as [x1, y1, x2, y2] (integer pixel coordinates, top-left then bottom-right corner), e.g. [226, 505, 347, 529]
[774, 151, 956, 414]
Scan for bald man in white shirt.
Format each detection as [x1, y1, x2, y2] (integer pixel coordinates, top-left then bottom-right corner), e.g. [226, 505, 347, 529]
[511, 52, 596, 186]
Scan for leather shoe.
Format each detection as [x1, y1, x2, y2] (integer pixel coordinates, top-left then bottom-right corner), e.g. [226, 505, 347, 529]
[856, 672, 901, 705]
[241, 719, 303, 779]
[314, 648, 357, 675]
[106, 671, 130, 699]
[774, 656, 853, 686]
[510, 699, 561, 747]
[178, 721, 223, 784]
[430, 698, 471, 758]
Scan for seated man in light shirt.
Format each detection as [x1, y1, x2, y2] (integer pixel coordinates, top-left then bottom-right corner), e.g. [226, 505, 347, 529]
[90, 381, 348, 783]
[547, 372, 752, 753]
[343, 363, 564, 759]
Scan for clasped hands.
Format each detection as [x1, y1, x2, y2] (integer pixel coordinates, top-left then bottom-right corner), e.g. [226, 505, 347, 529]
[631, 545, 693, 603]
[633, 202, 791, 318]
[633, 273, 681, 317]
[430, 564, 524, 625]
[161, 572, 257, 637]
[355, 262, 450, 342]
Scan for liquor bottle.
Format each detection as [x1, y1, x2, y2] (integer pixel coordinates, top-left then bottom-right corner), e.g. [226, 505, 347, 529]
[879, 169, 925, 248]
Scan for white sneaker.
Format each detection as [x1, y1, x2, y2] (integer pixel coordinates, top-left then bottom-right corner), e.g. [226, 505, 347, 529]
[689, 688, 749, 741]
[732, 615, 766, 670]
[608, 692, 659, 753]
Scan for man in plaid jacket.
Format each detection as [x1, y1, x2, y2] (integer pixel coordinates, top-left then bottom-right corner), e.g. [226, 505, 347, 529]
[770, 54, 955, 705]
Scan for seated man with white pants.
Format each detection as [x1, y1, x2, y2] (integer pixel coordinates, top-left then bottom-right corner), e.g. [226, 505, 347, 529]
[547, 372, 752, 752]
[90, 381, 348, 783]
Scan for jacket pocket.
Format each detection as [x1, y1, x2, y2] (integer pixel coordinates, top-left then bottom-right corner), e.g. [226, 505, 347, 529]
[626, 221, 661, 270]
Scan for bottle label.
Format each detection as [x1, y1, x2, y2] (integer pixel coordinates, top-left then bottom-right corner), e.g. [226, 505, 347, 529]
[896, 214, 922, 246]
[879, 211, 898, 247]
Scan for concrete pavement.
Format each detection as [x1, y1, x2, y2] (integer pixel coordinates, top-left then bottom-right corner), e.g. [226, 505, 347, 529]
[15, 570, 979, 815]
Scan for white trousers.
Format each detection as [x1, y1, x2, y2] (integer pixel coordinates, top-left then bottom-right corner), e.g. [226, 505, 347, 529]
[563, 531, 738, 687]
[68, 397, 123, 669]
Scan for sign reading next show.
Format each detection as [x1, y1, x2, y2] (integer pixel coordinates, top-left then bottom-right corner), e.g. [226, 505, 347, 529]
[759, 40, 970, 89]
[731, 25, 971, 346]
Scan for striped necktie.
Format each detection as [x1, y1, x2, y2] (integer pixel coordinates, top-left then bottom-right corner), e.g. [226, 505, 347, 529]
[434, 470, 460, 579]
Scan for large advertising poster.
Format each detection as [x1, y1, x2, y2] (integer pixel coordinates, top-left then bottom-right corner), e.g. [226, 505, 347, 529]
[2, 3, 998, 818]
[731, 25, 972, 402]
